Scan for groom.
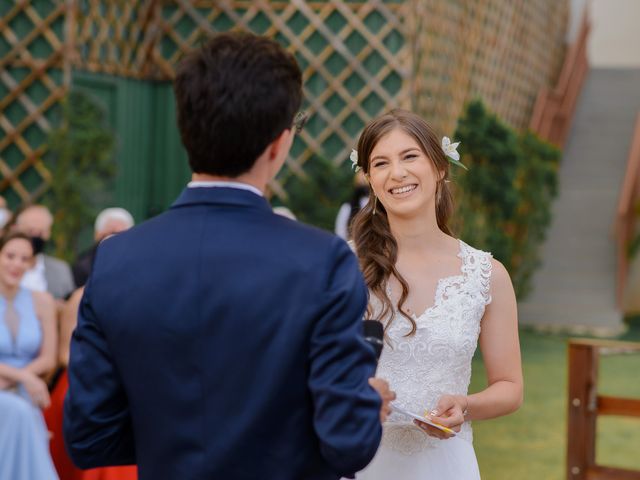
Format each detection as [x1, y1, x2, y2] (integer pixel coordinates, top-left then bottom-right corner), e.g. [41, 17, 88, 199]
[64, 32, 392, 479]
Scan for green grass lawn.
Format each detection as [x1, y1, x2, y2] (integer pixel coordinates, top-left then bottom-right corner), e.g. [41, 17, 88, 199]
[470, 323, 640, 479]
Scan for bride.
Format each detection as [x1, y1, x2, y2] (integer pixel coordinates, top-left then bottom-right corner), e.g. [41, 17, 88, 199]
[350, 109, 523, 479]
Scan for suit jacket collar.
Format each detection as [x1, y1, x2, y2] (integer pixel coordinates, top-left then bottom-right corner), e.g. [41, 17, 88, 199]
[171, 186, 272, 213]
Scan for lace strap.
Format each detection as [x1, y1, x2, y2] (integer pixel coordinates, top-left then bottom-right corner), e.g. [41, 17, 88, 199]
[460, 241, 493, 305]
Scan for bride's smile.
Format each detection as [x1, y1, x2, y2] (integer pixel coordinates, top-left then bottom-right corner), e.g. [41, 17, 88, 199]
[388, 183, 418, 197]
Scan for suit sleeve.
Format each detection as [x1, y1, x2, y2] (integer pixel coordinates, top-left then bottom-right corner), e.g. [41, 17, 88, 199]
[308, 237, 382, 476]
[63, 272, 135, 468]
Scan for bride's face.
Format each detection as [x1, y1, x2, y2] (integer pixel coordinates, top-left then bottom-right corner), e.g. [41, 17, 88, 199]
[367, 128, 439, 219]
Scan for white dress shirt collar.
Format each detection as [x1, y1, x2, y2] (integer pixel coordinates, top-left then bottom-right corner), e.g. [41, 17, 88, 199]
[187, 180, 263, 197]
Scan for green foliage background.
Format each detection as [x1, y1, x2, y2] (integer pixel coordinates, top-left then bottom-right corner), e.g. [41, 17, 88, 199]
[45, 90, 116, 262]
[276, 155, 355, 232]
[453, 100, 561, 298]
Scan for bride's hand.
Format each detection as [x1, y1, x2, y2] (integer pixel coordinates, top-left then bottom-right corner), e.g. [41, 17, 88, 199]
[414, 394, 467, 440]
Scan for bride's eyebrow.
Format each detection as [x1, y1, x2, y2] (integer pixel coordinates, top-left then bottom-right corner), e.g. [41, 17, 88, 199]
[371, 148, 420, 162]
[400, 148, 420, 155]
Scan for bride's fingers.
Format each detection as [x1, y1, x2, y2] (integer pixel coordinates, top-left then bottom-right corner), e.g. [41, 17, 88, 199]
[431, 395, 458, 418]
[430, 411, 464, 431]
[428, 409, 464, 433]
[413, 420, 453, 439]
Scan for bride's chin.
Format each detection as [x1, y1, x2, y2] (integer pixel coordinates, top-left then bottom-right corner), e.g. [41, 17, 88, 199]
[385, 205, 422, 220]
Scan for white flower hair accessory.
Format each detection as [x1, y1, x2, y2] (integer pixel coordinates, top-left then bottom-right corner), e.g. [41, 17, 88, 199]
[441, 136, 467, 170]
[350, 149, 361, 172]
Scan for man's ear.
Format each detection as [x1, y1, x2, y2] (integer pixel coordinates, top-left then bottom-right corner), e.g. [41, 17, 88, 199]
[267, 129, 292, 161]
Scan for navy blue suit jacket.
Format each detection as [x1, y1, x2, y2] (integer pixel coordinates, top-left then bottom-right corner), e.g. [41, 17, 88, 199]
[64, 187, 382, 480]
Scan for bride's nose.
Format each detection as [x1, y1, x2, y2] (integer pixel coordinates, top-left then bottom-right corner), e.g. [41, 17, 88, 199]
[390, 160, 408, 180]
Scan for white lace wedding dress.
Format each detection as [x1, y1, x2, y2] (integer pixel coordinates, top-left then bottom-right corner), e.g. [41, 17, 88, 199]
[357, 240, 492, 480]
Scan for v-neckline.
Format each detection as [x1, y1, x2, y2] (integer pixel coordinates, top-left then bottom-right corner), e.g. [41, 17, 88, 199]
[1, 290, 24, 352]
[388, 239, 466, 320]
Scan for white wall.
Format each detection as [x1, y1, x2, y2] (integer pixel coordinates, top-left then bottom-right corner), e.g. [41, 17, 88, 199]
[568, 0, 589, 42]
[589, 0, 640, 68]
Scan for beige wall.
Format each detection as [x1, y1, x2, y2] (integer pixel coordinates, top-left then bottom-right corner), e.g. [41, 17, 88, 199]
[589, 0, 640, 68]
[568, 0, 589, 42]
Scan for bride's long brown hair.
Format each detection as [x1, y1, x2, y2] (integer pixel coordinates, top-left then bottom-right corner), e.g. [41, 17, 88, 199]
[351, 109, 454, 336]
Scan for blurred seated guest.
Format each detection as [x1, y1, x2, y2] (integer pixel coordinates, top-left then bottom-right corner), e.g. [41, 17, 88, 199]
[43, 287, 137, 480]
[0, 195, 10, 230]
[0, 231, 58, 479]
[334, 171, 369, 240]
[72, 208, 135, 287]
[13, 205, 75, 300]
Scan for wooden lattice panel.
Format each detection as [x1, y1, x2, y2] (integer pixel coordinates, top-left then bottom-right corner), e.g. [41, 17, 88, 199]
[0, 0, 70, 206]
[1, 0, 569, 206]
[73, 0, 157, 78]
[410, 0, 568, 135]
[150, 0, 411, 197]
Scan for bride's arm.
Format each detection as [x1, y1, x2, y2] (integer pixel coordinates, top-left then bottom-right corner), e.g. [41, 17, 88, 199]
[463, 259, 523, 420]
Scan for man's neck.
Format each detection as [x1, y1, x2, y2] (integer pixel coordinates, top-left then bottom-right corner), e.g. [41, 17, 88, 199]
[191, 173, 265, 193]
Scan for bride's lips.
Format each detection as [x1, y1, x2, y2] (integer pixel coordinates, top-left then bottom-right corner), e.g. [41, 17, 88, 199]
[388, 184, 418, 198]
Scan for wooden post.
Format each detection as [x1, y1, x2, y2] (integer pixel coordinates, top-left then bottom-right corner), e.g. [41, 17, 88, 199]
[567, 342, 598, 480]
[567, 339, 640, 480]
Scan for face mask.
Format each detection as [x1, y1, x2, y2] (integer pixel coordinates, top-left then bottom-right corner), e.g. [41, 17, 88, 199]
[353, 185, 370, 199]
[31, 236, 47, 255]
[0, 208, 10, 228]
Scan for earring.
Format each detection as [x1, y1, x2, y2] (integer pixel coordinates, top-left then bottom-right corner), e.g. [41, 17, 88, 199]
[373, 196, 378, 215]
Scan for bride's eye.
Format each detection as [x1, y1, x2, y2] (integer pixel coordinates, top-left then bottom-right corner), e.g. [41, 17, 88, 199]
[404, 154, 418, 161]
[372, 160, 388, 168]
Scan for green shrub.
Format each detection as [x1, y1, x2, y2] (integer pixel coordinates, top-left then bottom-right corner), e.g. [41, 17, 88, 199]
[453, 99, 560, 298]
[45, 90, 116, 262]
[276, 155, 354, 232]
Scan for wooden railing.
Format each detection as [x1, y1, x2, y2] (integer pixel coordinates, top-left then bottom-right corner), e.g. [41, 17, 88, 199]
[567, 339, 640, 479]
[530, 12, 590, 147]
[615, 113, 640, 307]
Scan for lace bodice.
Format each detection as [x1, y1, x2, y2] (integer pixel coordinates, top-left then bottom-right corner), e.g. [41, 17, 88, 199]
[372, 240, 492, 455]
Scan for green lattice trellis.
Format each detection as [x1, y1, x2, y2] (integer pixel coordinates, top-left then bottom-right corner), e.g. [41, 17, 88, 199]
[1, 0, 568, 208]
[0, 0, 68, 207]
[1, 0, 410, 205]
[149, 0, 411, 198]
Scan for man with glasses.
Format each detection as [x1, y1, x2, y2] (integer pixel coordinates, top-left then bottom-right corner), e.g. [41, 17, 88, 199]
[64, 32, 392, 480]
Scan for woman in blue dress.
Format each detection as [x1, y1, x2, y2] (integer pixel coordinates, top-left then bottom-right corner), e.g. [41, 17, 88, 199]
[0, 231, 59, 479]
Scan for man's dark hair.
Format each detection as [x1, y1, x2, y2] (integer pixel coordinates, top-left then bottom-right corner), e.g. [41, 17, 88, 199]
[174, 31, 303, 177]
